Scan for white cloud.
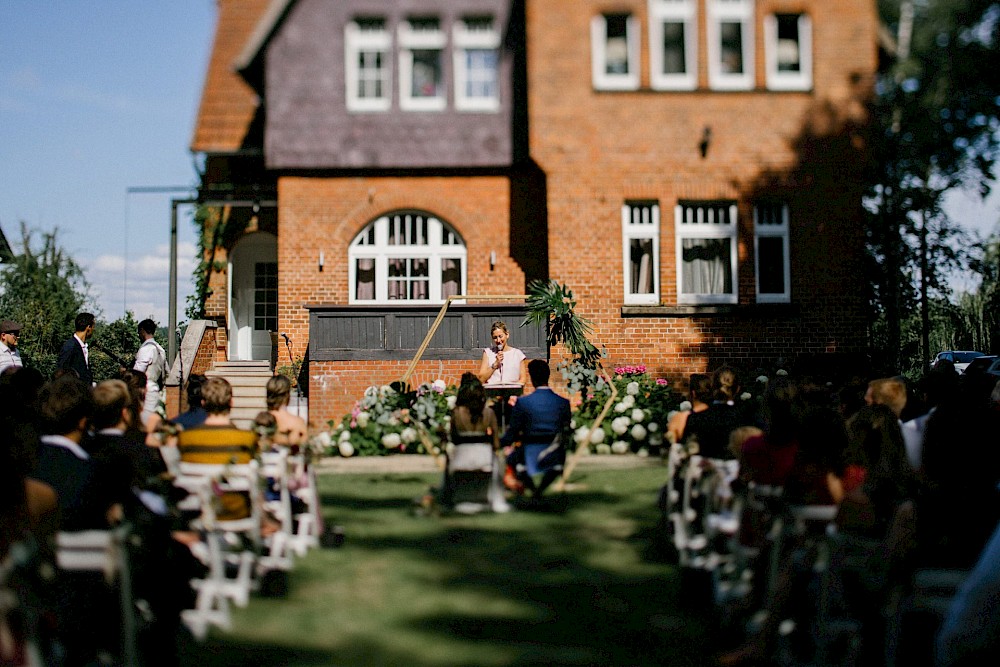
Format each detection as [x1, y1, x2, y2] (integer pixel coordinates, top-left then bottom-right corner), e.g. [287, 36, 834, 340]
[84, 241, 198, 325]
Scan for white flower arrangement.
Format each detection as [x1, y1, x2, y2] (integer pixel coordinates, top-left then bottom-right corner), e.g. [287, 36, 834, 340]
[631, 407, 646, 423]
[611, 440, 630, 455]
[679, 400, 693, 412]
[612, 416, 631, 435]
[381, 432, 402, 449]
[589, 428, 606, 445]
[400, 427, 418, 444]
[630, 423, 647, 441]
[338, 440, 355, 457]
[776, 369, 788, 376]
[595, 443, 612, 455]
[626, 381, 640, 396]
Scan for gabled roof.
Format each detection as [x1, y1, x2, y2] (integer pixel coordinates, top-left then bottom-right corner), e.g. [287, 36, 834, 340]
[190, 0, 277, 154]
[0, 223, 13, 263]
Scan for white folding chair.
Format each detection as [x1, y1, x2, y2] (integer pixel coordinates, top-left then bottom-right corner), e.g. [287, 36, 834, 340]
[55, 524, 139, 667]
[286, 452, 323, 554]
[173, 461, 263, 640]
[1, 541, 46, 667]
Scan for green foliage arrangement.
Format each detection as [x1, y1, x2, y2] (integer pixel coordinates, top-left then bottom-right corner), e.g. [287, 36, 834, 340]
[523, 279, 602, 368]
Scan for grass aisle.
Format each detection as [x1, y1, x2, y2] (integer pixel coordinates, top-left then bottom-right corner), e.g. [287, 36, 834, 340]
[180, 465, 715, 666]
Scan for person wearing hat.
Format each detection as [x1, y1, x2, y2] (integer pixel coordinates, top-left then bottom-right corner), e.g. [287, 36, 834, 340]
[0, 319, 23, 374]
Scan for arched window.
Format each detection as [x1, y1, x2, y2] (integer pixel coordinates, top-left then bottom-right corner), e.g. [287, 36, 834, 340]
[349, 211, 467, 304]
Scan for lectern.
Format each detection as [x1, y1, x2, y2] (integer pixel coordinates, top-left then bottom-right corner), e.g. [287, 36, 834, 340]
[485, 382, 523, 433]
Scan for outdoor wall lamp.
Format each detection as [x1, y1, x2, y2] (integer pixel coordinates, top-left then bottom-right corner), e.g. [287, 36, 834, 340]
[699, 126, 712, 158]
[319, 251, 325, 272]
[490, 250, 497, 271]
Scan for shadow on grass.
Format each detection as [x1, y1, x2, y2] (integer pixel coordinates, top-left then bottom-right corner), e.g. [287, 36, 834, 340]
[181, 467, 718, 666]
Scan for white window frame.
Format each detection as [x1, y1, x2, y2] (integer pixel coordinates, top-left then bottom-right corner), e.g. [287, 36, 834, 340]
[764, 13, 812, 91]
[453, 16, 500, 112]
[345, 18, 392, 112]
[399, 18, 447, 111]
[591, 13, 640, 90]
[674, 202, 739, 305]
[348, 212, 467, 304]
[649, 0, 697, 91]
[753, 202, 791, 303]
[622, 202, 661, 305]
[707, 0, 754, 91]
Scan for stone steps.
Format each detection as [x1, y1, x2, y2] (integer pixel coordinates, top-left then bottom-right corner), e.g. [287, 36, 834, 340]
[205, 360, 271, 430]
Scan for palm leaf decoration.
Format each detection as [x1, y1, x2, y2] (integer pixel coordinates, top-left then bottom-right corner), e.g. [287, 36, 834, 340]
[522, 279, 602, 368]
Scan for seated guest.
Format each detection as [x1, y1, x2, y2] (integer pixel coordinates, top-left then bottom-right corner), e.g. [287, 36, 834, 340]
[174, 373, 208, 430]
[267, 374, 308, 448]
[87, 379, 166, 491]
[683, 366, 748, 460]
[177, 377, 259, 521]
[499, 360, 571, 498]
[34, 375, 117, 531]
[33, 375, 123, 665]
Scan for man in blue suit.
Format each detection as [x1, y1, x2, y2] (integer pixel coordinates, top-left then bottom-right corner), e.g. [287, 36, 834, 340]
[57, 311, 95, 385]
[500, 359, 572, 498]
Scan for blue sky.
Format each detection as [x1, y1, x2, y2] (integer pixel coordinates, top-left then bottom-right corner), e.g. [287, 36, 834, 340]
[1, 2, 998, 328]
[0, 1, 215, 326]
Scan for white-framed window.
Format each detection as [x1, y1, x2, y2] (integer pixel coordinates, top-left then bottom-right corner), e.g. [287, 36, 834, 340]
[623, 202, 661, 305]
[649, 0, 697, 90]
[764, 13, 812, 91]
[675, 201, 738, 305]
[707, 0, 754, 90]
[399, 17, 446, 111]
[349, 212, 466, 304]
[453, 15, 500, 111]
[591, 13, 640, 90]
[753, 202, 791, 303]
[345, 17, 392, 112]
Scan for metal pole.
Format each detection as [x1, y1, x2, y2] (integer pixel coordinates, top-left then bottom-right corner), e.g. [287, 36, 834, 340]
[169, 200, 178, 365]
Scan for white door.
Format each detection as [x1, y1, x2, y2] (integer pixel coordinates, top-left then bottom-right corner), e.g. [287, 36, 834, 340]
[229, 232, 278, 361]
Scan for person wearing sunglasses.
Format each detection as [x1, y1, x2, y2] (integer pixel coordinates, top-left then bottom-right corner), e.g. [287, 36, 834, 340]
[0, 319, 23, 374]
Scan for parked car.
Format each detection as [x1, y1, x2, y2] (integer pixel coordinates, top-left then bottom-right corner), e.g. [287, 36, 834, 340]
[932, 350, 986, 374]
[963, 355, 998, 378]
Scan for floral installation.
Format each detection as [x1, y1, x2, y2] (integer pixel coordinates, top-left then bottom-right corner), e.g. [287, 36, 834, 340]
[569, 364, 680, 455]
[325, 380, 456, 456]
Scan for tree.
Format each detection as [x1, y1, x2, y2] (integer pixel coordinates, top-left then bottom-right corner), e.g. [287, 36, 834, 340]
[0, 223, 90, 378]
[867, 0, 1000, 370]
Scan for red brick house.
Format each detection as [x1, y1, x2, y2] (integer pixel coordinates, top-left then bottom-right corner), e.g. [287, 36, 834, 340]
[188, 0, 877, 424]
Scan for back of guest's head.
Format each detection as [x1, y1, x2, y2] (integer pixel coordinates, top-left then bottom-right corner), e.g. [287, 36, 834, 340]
[459, 371, 479, 387]
[846, 403, 907, 477]
[456, 378, 487, 422]
[266, 374, 292, 410]
[185, 373, 206, 407]
[137, 318, 156, 336]
[39, 375, 94, 435]
[92, 379, 131, 430]
[762, 375, 801, 445]
[527, 359, 550, 387]
[866, 376, 907, 418]
[253, 410, 277, 437]
[689, 373, 712, 402]
[711, 366, 739, 403]
[74, 312, 95, 332]
[122, 369, 147, 421]
[201, 377, 233, 415]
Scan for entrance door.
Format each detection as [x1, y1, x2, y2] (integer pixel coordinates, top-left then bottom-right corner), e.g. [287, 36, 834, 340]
[229, 232, 278, 361]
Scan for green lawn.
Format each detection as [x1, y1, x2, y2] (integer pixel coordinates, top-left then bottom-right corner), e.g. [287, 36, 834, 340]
[179, 466, 716, 666]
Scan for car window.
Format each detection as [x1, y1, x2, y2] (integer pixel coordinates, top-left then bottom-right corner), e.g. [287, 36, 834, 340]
[955, 352, 985, 363]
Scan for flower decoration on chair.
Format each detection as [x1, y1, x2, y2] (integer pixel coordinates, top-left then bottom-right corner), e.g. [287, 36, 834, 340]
[326, 380, 456, 456]
[570, 365, 679, 455]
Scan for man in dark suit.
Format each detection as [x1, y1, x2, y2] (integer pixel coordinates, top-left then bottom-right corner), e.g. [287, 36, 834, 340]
[500, 359, 572, 498]
[57, 311, 95, 385]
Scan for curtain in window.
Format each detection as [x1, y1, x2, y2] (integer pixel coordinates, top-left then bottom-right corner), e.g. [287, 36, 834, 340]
[682, 238, 731, 294]
[356, 259, 375, 300]
[441, 258, 461, 298]
[630, 239, 654, 294]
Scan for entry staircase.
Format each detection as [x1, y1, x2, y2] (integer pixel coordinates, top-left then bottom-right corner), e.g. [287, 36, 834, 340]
[205, 360, 271, 430]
